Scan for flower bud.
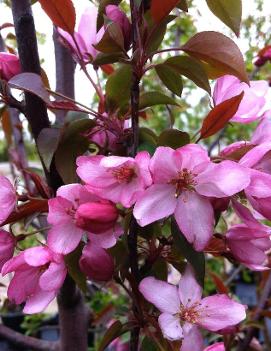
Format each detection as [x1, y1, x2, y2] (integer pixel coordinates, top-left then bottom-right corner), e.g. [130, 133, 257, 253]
[0, 52, 21, 81]
[79, 243, 114, 281]
[75, 201, 118, 233]
[0, 230, 15, 270]
[105, 5, 131, 49]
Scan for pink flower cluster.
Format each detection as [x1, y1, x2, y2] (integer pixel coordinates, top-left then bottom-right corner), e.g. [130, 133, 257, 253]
[0, 52, 21, 81]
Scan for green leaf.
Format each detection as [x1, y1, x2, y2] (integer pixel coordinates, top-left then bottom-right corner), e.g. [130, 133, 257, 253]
[106, 65, 132, 112]
[150, 258, 168, 280]
[37, 128, 61, 171]
[155, 64, 183, 97]
[93, 52, 124, 66]
[141, 337, 158, 351]
[158, 129, 190, 149]
[165, 56, 211, 94]
[98, 320, 123, 351]
[55, 119, 95, 184]
[206, 0, 242, 37]
[139, 92, 179, 110]
[171, 219, 205, 287]
[145, 13, 176, 54]
[65, 244, 87, 293]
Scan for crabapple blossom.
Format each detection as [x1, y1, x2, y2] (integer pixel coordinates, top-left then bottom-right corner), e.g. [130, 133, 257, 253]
[79, 242, 114, 281]
[139, 265, 246, 345]
[0, 230, 15, 270]
[2, 246, 67, 314]
[105, 5, 131, 49]
[134, 145, 250, 251]
[76, 151, 152, 208]
[0, 52, 21, 81]
[58, 5, 104, 62]
[254, 45, 271, 67]
[213, 75, 269, 123]
[0, 175, 17, 225]
[47, 184, 119, 255]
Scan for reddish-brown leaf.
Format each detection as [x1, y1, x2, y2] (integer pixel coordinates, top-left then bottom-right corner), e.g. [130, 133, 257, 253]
[101, 64, 115, 76]
[151, 0, 179, 23]
[1, 109, 13, 146]
[181, 31, 248, 83]
[210, 272, 229, 294]
[3, 199, 48, 225]
[38, 0, 76, 34]
[199, 91, 244, 140]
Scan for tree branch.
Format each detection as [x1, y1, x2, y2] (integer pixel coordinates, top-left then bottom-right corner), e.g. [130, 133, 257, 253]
[0, 324, 59, 351]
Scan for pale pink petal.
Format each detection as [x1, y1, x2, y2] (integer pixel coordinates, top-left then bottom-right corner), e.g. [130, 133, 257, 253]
[2, 252, 26, 275]
[150, 147, 180, 183]
[135, 151, 152, 187]
[196, 161, 250, 198]
[247, 194, 271, 221]
[246, 169, 271, 198]
[240, 142, 271, 168]
[252, 115, 271, 144]
[232, 200, 262, 229]
[0, 230, 15, 270]
[47, 223, 84, 255]
[134, 184, 177, 227]
[158, 313, 183, 341]
[181, 326, 204, 351]
[139, 277, 180, 314]
[175, 192, 214, 251]
[88, 225, 123, 249]
[57, 183, 98, 205]
[47, 196, 73, 225]
[178, 265, 202, 306]
[39, 261, 67, 291]
[100, 156, 133, 168]
[23, 289, 56, 314]
[198, 295, 246, 331]
[0, 175, 16, 224]
[24, 247, 52, 267]
[176, 144, 210, 171]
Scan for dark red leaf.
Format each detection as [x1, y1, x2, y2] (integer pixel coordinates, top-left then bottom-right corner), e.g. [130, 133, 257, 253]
[101, 64, 115, 75]
[181, 31, 248, 83]
[210, 272, 229, 294]
[199, 91, 244, 140]
[151, 0, 179, 23]
[38, 0, 76, 34]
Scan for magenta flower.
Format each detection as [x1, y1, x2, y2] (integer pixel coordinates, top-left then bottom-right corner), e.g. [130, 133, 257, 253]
[0, 230, 15, 270]
[79, 242, 114, 281]
[105, 5, 131, 49]
[2, 246, 67, 314]
[58, 5, 104, 62]
[139, 265, 246, 346]
[77, 151, 152, 208]
[0, 52, 21, 81]
[255, 45, 271, 67]
[47, 184, 119, 255]
[204, 343, 225, 351]
[0, 175, 17, 225]
[134, 145, 250, 251]
[213, 75, 269, 123]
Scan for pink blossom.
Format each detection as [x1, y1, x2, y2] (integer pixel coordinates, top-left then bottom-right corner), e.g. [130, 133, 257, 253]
[251, 112, 271, 145]
[139, 265, 246, 345]
[105, 5, 131, 49]
[47, 184, 119, 255]
[0, 175, 17, 225]
[58, 5, 104, 62]
[134, 145, 250, 251]
[79, 242, 114, 281]
[213, 75, 269, 123]
[0, 230, 15, 270]
[255, 45, 271, 66]
[0, 52, 21, 81]
[204, 343, 225, 351]
[76, 152, 152, 208]
[2, 246, 67, 314]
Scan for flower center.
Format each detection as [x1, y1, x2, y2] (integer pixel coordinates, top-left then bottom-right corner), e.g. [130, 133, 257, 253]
[169, 168, 197, 198]
[179, 303, 200, 324]
[111, 166, 136, 183]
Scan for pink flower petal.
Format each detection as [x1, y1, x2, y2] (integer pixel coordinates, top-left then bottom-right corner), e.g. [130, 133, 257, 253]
[0, 175, 16, 224]
[181, 326, 204, 351]
[150, 147, 180, 183]
[139, 277, 180, 314]
[204, 343, 225, 351]
[158, 313, 183, 341]
[196, 161, 250, 198]
[246, 169, 271, 198]
[47, 223, 84, 255]
[39, 261, 67, 291]
[24, 246, 52, 267]
[178, 265, 202, 306]
[198, 294, 246, 331]
[134, 184, 177, 227]
[240, 142, 271, 168]
[23, 289, 56, 314]
[175, 192, 214, 251]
